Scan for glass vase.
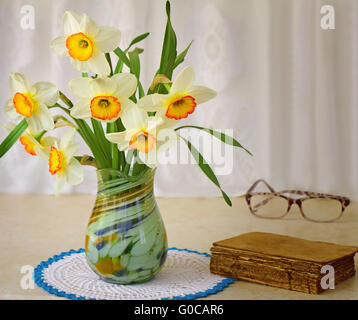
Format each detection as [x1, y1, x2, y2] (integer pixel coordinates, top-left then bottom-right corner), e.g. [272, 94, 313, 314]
[85, 168, 168, 284]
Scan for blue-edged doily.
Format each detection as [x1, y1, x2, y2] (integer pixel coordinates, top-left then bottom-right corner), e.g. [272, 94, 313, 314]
[34, 247, 234, 300]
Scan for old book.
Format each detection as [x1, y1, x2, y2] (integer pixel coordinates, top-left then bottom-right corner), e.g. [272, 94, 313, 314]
[210, 232, 358, 294]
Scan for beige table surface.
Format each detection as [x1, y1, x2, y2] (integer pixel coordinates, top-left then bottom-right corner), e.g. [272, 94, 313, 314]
[1, 194, 358, 300]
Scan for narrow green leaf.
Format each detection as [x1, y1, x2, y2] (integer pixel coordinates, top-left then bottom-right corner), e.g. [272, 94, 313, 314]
[105, 53, 113, 76]
[113, 33, 149, 74]
[174, 40, 193, 69]
[91, 118, 111, 160]
[0, 119, 28, 158]
[137, 82, 144, 99]
[128, 48, 141, 79]
[127, 32, 150, 51]
[180, 136, 232, 207]
[176, 125, 252, 156]
[106, 122, 119, 170]
[113, 47, 131, 68]
[158, 0, 177, 81]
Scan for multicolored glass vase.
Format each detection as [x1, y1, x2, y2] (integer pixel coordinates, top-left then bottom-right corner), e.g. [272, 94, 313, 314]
[85, 168, 168, 284]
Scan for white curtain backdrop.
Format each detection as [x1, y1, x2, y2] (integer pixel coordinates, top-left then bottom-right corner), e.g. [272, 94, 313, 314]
[0, 0, 357, 199]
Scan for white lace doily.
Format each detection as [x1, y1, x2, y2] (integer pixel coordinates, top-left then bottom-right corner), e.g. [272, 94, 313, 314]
[34, 248, 234, 300]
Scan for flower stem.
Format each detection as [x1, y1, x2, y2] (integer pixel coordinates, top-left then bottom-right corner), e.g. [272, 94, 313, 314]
[105, 53, 113, 76]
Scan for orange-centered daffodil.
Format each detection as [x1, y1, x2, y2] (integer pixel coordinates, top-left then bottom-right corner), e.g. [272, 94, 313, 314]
[66, 32, 94, 61]
[50, 11, 122, 76]
[129, 130, 156, 154]
[106, 106, 177, 168]
[49, 146, 63, 175]
[19, 136, 37, 156]
[69, 74, 137, 123]
[165, 93, 197, 120]
[90, 95, 121, 121]
[5, 73, 58, 132]
[138, 66, 217, 121]
[13, 92, 35, 117]
[3, 122, 58, 157]
[37, 129, 84, 195]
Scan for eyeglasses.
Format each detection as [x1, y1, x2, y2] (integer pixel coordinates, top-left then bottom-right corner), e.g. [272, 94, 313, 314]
[245, 179, 350, 223]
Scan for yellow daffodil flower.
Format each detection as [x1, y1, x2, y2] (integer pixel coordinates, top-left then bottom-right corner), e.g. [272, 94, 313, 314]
[105, 106, 177, 168]
[50, 11, 121, 76]
[36, 129, 84, 194]
[4, 73, 58, 132]
[138, 66, 217, 121]
[69, 73, 137, 123]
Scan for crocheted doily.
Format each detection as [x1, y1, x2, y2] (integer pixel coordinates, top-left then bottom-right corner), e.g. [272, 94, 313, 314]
[34, 247, 234, 300]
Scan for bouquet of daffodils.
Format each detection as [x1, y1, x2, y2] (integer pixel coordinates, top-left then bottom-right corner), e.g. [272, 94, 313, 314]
[0, 1, 250, 205]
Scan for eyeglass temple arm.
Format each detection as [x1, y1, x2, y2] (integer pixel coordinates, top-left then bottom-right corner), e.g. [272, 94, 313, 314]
[247, 179, 276, 194]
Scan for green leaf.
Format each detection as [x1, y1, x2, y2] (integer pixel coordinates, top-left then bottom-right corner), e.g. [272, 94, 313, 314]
[91, 118, 111, 160]
[128, 48, 141, 79]
[113, 33, 149, 74]
[180, 136, 232, 207]
[127, 32, 150, 51]
[105, 53, 113, 76]
[176, 125, 252, 156]
[174, 40, 193, 69]
[0, 119, 28, 158]
[106, 122, 120, 170]
[158, 0, 177, 81]
[113, 47, 131, 68]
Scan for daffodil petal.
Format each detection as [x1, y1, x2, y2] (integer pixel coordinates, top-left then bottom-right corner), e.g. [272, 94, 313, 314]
[156, 128, 178, 152]
[37, 104, 55, 131]
[87, 52, 110, 76]
[95, 26, 121, 53]
[69, 78, 92, 99]
[50, 35, 69, 57]
[34, 82, 59, 106]
[89, 77, 117, 95]
[70, 58, 90, 72]
[9, 72, 34, 94]
[64, 142, 80, 160]
[171, 66, 195, 94]
[187, 85, 217, 104]
[147, 114, 164, 132]
[4, 98, 22, 121]
[137, 94, 168, 112]
[54, 174, 66, 196]
[158, 117, 179, 130]
[138, 149, 157, 168]
[63, 11, 81, 35]
[70, 98, 91, 119]
[59, 128, 76, 150]
[121, 105, 147, 130]
[112, 73, 137, 98]
[105, 132, 131, 151]
[34, 145, 48, 160]
[65, 158, 84, 186]
[27, 114, 43, 132]
[79, 13, 99, 37]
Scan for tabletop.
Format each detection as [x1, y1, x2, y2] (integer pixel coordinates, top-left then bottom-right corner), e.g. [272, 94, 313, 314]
[1, 194, 358, 300]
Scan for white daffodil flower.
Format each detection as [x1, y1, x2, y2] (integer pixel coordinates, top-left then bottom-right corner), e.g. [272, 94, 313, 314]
[69, 73, 137, 123]
[36, 129, 84, 195]
[138, 66, 217, 121]
[105, 106, 177, 168]
[5, 73, 58, 132]
[3, 122, 56, 156]
[50, 11, 121, 76]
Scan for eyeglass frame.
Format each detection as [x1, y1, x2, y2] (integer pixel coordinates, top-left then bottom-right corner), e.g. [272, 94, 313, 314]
[245, 179, 351, 223]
